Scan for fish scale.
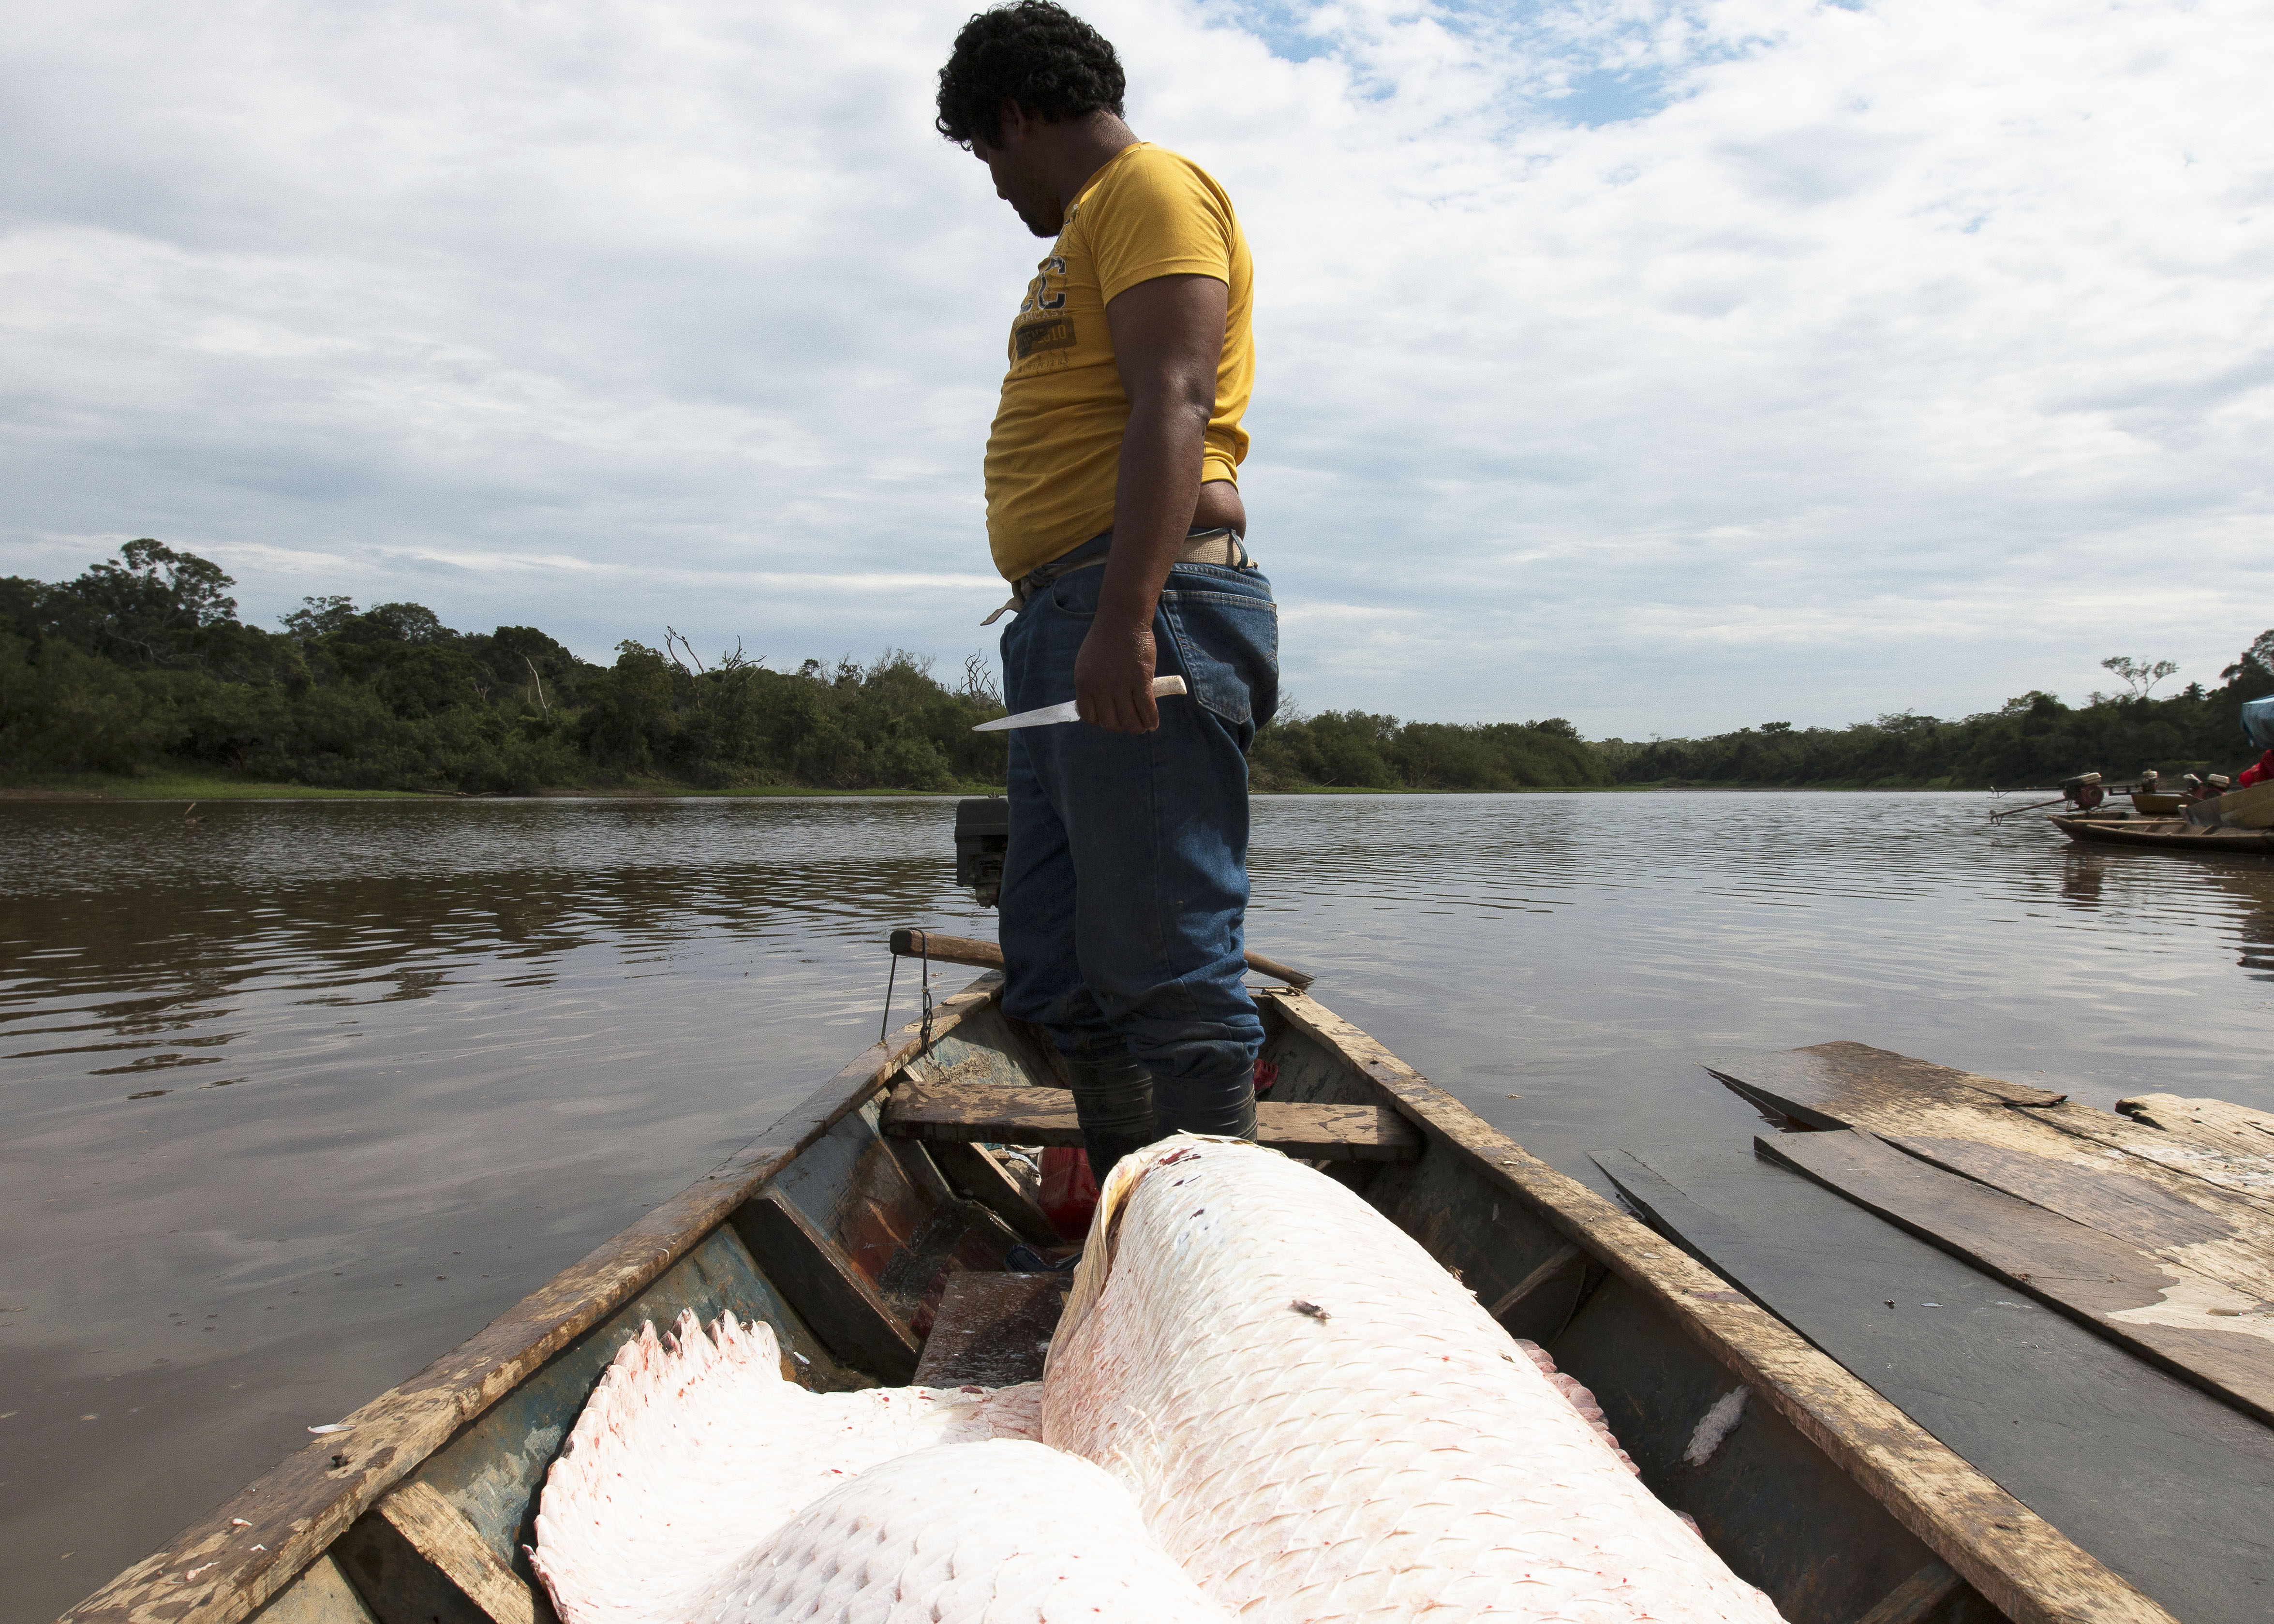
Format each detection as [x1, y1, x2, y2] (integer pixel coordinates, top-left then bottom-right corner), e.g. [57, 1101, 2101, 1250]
[679, 1440, 1233, 1621]
[531, 1311, 1046, 1624]
[1044, 1137, 1784, 1623]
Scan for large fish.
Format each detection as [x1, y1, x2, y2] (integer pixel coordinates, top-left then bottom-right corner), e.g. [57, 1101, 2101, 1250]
[1044, 1136, 1785, 1622]
[531, 1311, 1047, 1624]
[535, 1138, 1780, 1624]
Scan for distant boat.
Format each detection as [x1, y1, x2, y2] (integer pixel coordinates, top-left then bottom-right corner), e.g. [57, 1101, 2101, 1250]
[2054, 814, 2274, 854]
[61, 941, 2160, 1624]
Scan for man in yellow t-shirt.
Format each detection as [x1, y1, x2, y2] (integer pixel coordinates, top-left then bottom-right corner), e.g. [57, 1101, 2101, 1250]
[938, 2, 1281, 1182]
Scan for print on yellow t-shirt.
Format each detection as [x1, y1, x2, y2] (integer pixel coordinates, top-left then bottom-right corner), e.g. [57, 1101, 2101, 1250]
[984, 144, 1254, 581]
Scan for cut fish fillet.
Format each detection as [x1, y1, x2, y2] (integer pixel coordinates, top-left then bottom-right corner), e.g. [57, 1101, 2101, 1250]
[1044, 1135, 1785, 1622]
[679, 1439, 1235, 1622]
[530, 1310, 1041, 1624]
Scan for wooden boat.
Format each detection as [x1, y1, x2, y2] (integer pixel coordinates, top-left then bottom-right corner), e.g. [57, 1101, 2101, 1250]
[2053, 813, 2274, 854]
[62, 937, 2171, 1624]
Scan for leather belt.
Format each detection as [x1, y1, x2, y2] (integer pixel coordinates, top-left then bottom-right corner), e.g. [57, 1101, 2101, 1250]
[982, 529, 1251, 625]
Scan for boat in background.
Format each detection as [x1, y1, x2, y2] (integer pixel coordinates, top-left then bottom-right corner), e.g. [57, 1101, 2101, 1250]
[2053, 815, 2274, 854]
[59, 940, 2170, 1624]
[2054, 778, 2274, 853]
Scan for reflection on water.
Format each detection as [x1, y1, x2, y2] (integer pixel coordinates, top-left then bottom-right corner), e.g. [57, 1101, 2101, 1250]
[6, 792, 2274, 1617]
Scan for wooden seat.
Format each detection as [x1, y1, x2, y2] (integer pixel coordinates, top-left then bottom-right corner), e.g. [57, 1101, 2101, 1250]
[911, 1272, 1071, 1388]
[882, 1079, 1421, 1163]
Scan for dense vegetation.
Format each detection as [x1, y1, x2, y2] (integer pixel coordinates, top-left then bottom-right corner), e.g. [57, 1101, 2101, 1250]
[4, 542, 2267, 793]
[1597, 641, 2274, 789]
[1248, 711, 1607, 791]
[1, 541, 1010, 792]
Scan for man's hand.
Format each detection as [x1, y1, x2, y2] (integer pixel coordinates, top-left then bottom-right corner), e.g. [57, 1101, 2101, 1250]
[1075, 611, 1160, 732]
[1078, 271, 1229, 734]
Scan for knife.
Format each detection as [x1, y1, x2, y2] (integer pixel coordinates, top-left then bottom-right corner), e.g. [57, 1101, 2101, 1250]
[973, 675, 1188, 732]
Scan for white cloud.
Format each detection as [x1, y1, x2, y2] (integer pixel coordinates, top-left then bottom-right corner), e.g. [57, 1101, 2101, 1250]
[2, 0, 2269, 735]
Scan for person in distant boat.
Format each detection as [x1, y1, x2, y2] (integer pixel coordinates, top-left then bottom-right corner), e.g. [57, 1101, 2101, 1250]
[937, 2, 1278, 1180]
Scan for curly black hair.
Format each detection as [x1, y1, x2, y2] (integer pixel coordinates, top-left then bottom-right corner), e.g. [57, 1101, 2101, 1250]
[935, 1, 1126, 149]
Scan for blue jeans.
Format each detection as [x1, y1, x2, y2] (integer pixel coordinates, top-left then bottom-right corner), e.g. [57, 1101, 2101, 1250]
[996, 537, 1279, 1142]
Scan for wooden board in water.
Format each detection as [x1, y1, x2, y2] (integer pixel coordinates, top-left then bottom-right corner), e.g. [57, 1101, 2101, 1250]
[1757, 1130, 2274, 1427]
[1597, 1145, 2274, 1624]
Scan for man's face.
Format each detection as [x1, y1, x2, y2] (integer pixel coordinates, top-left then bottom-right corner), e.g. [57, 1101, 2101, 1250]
[971, 127, 1061, 239]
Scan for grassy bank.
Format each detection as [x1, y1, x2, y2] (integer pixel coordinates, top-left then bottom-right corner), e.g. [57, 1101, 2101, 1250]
[6, 772, 1836, 802]
[14, 542, 2272, 798]
[1, 772, 432, 801]
[0, 771, 1011, 801]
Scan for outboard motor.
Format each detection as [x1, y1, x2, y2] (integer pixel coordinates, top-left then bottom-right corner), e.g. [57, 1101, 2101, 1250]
[954, 797, 1009, 908]
[2061, 772, 2105, 811]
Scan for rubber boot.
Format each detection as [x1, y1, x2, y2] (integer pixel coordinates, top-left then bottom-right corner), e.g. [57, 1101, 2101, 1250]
[1064, 1045, 1154, 1184]
[1153, 1063, 1258, 1143]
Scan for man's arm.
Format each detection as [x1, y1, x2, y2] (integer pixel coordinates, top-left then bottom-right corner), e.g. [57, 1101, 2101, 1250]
[1074, 272, 1229, 733]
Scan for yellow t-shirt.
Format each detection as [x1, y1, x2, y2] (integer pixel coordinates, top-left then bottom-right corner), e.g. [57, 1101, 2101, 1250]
[983, 143, 1254, 580]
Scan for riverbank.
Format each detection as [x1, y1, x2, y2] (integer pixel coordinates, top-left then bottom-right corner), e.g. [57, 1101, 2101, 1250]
[0, 773, 1013, 801]
[2, 774, 1754, 802]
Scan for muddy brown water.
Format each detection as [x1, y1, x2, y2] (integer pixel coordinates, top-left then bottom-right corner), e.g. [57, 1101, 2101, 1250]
[5, 792, 2272, 1618]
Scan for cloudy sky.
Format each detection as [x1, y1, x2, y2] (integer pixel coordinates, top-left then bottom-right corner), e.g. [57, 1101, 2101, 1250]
[4, 0, 2269, 736]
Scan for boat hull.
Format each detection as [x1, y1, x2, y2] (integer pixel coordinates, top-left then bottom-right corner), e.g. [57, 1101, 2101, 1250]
[60, 974, 2169, 1624]
[2053, 814, 2274, 853]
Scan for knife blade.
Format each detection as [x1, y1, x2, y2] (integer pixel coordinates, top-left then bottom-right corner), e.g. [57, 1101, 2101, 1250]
[973, 675, 1189, 732]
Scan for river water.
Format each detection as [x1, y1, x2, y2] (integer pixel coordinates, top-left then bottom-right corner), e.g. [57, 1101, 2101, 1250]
[5, 791, 2272, 1616]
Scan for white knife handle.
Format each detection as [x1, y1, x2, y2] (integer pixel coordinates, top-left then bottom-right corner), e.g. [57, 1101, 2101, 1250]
[972, 674, 1191, 733]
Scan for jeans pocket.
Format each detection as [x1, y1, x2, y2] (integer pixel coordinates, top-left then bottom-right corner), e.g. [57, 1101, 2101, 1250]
[1159, 577, 1279, 732]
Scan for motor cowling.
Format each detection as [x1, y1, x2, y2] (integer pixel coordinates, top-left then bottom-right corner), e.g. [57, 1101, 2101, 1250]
[954, 796, 1009, 908]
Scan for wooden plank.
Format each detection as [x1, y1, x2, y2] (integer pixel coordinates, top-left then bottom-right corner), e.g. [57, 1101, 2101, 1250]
[1707, 1045, 2274, 1307]
[2111, 1094, 2274, 1195]
[1596, 1146, 2274, 1624]
[888, 927, 1316, 990]
[1886, 1135, 2234, 1251]
[2215, 780, 2274, 828]
[2118, 1093, 2274, 1157]
[1485, 1242, 1597, 1344]
[2026, 1102, 2274, 1206]
[1759, 1129, 2274, 1426]
[880, 1079, 1420, 1163]
[373, 1483, 535, 1624]
[332, 1511, 490, 1624]
[732, 1193, 920, 1384]
[247, 1558, 376, 1624]
[1705, 1041, 2071, 1125]
[923, 1140, 1063, 1245]
[59, 972, 1003, 1624]
[910, 1272, 1069, 1388]
[1266, 991, 2175, 1624]
[1486, 1242, 1581, 1320]
[1856, 1562, 1965, 1624]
